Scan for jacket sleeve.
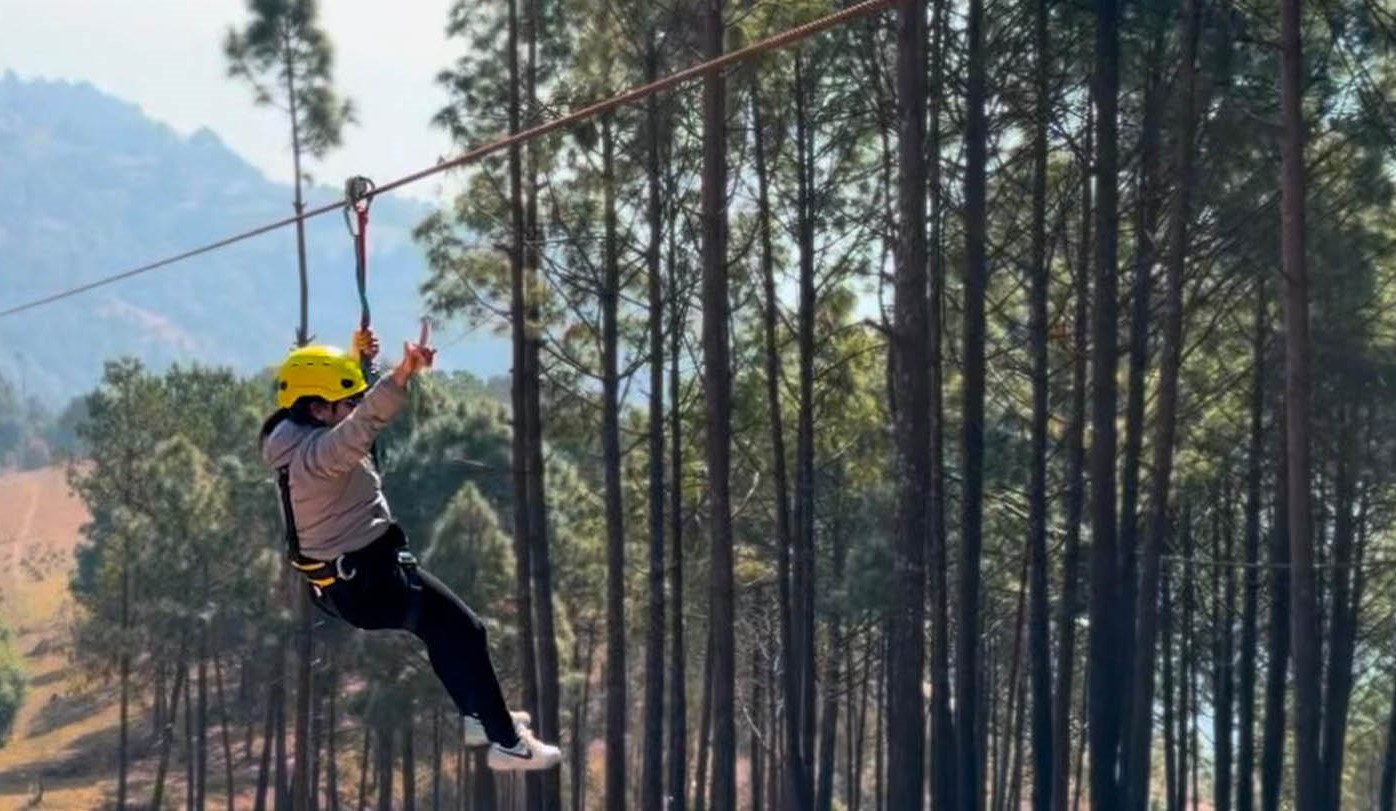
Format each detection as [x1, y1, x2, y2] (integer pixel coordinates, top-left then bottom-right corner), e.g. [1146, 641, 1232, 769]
[295, 376, 408, 479]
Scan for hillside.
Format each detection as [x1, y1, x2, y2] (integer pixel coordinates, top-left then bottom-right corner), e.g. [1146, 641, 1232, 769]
[0, 72, 505, 407]
[0, 465, 106, 808]
[0, 467, 340, 810]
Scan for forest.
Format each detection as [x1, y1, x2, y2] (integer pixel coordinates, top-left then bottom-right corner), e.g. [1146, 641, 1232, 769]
[41, 0, 1396, 808]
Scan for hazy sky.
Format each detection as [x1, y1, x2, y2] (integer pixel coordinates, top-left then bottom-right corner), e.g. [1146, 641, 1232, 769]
[0, 0, 462, 202]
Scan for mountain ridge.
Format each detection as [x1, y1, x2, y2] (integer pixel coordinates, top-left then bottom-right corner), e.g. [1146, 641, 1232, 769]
[0, 72, 504, 406]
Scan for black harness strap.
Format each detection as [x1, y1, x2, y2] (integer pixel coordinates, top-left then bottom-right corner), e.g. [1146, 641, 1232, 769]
[276, 466, 301, 558]
[278, 464, 421, 632]
[277, 466, 337, 591]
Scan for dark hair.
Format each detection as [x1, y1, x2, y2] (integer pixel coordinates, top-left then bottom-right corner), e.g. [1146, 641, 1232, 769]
[259, 397, 330, 446]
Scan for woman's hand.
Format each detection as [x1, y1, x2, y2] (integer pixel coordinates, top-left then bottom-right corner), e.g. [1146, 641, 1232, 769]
[353, 328, 381, 362]
[390, 321, 437, 388]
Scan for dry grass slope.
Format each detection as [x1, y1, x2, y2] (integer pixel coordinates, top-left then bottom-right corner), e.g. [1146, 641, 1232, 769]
[0, 465, 114, 810]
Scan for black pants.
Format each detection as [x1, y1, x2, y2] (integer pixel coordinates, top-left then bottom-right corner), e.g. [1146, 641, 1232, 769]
[315, 526, 519, 745]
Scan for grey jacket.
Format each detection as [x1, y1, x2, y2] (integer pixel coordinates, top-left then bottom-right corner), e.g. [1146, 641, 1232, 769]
[261, 376, 408, 560]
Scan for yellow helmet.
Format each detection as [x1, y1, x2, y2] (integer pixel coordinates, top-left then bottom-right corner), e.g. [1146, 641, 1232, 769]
[275, 345, 368, 409]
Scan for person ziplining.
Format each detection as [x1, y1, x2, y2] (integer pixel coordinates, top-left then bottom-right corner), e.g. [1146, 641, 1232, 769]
[0, 0, 897, 775]
[257, 179, 561, 772]
[0, 0, 892, 321]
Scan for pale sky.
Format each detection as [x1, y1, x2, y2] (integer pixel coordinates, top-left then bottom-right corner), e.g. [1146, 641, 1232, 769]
[0, 0, 463, 202]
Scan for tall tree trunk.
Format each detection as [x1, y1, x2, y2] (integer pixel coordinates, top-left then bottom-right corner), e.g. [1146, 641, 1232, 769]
[197, 587, 209, 811]
[641, 37, 668, 811]
[473, 748, 497, 811]
[816, 500, 848, 811]
[255, 664, 276, 811]
[1053, 105, 1091, 811]
[813, 644, 836, 811]
[793, 53, 819, 799]
[404, 714, 417, 811]
[749, 39, 808, 810]
[1182, 518, 1197, 811]
[1279, 0, 1320, 804]
[1087, 0, 1124, 801]
[1163, 569, 1178, 811]
[700, 0, 735, 805]
[456, 717, 466, 811]
[987, 642, 1000, 811]
[284, 44, 310, 347]
[156, 663, 167, 739]
[244, 663, 255, 763]
[1072, 675, 1088, 811]
[1190, 553, 1201, 811]
[377, 727, 394, 811]
[1215, 502, 1236, 811]
[1261, 402, 1291, 811]
[874, 631, 885, 811]
[769, 654, 782, 811]
[752, 648, 765, 811]
[850, 631, 868, 811]
[890, 2, 930, 810]
[505, 7, 541, 808]
[311, 675, 322, 811]
[153, 653, 189, 811]
[1122, 2, 1197, 807]
[1238, 278, 1266, 811]
[118, 552, 130, 811]
[695, 628, 715, 811]
[276, 641, 289, 810]
[294, 596, 314, 811]
[668, 226, 689, 811]
[1026, 0, 1054, 805]
[1117, 35, 1164, 728]
[326, 658, 339, 811]
[571, 625, 596, 811]
[926, 2, 956, 808]
[1007, 664, 1029, 811]
[1321, 417, 1362, 809]
[599, 111, 628, 811]
[998, 565, 1029, 811]
[431, 707, 441, 811]
[1380, 666, 1396, 811]
[357, 726, 370, 811]
[1175, 578, 1187, 811]
[521, 4, 562, 808]
[959, 0, 988, 802]
[214, 651, 235, 811]
[287, 44, 315, 810]
[186, 655, 196, 811]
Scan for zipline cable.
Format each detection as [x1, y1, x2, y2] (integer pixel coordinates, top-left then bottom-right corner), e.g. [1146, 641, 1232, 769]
[0, 0, 893, 321]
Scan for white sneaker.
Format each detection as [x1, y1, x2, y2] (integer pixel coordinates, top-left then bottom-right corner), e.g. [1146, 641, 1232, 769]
[463, 710, 532, 748]
[487, 727, 562, 772]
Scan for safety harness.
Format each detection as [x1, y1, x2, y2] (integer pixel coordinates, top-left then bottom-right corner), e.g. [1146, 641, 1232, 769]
[271, 174, 423, 631]
[276, 460, 423, 632]
[277, 465, 356, 591]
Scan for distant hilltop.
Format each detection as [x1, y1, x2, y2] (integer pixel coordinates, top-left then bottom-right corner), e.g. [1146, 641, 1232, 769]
[0, 72, 506, 407]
